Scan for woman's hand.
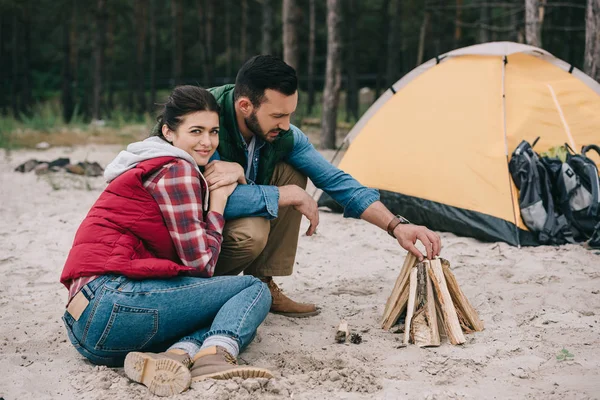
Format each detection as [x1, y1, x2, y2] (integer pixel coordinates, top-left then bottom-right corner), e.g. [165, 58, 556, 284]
[208, 182, 238, 215]
[204, 160, 247, 191]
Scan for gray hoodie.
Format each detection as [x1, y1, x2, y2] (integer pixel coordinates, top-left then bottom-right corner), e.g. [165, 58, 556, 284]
[104, 136, 209, 210]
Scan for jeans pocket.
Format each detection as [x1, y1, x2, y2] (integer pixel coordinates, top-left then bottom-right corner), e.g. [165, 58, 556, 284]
[95, 304, 158, 352]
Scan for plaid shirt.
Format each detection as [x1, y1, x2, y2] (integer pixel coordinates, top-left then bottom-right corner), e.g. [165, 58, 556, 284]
[67, 159, 224, 302]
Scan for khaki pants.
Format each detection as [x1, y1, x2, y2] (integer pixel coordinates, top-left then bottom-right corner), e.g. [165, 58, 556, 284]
[214, 163, 307, 277]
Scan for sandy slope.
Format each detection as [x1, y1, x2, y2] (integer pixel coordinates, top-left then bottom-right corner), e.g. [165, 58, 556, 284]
[1, 145, 599, 400]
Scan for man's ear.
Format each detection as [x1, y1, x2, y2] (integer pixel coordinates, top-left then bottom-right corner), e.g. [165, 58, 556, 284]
[161, 124, 173, 142]
[236, 97, 254, 116]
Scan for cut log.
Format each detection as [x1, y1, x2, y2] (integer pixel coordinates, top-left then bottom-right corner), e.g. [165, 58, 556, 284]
[335, 320, 349, 343]
[403, 266, 418, 345]
[410, 263, 441, 347]
[427, 259, 465, 345]
[441, 258, 484, 332]
[382, 253, 418, 330]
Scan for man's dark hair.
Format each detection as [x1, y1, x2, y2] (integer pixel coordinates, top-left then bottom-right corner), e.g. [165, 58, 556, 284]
[234, 55, 298, 107]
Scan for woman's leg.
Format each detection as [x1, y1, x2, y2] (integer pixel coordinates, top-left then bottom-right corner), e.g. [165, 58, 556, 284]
[63, 274, 271, 395]
[63, 275, 269, 363]
[174, 276, 272, 357]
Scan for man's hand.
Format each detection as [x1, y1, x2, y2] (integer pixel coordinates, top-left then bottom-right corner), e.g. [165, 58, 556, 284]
[204, 160, 247, 191]
[279, 185, 319, 236]
[393, 224, 441, 261]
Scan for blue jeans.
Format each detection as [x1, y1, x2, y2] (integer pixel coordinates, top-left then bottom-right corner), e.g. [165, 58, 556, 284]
[62, 274, 271, 367]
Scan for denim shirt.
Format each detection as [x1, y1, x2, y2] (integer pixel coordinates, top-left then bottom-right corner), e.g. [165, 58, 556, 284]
[212, 124, 380, 220]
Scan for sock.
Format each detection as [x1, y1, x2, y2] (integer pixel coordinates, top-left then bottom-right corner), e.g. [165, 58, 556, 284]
[200, 335, 240, 358]
[168, 341, 201, 358]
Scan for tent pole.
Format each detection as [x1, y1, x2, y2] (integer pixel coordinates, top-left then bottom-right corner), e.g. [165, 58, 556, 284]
[501, 55, 521, 248]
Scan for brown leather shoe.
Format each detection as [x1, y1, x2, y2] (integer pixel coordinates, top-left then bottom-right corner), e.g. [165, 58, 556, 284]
[190, 346, 273, 381]
[263, 277, 320, 318]
[124, 350, 192, 397]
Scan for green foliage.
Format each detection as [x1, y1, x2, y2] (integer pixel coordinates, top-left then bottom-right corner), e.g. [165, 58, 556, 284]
[556, 348, 574, 362]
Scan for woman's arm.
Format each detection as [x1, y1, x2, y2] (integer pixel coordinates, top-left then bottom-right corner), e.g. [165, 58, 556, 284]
[148, 160, 225, 277]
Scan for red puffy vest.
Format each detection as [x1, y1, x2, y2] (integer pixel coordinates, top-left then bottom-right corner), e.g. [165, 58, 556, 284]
[60, 157, 197, 287]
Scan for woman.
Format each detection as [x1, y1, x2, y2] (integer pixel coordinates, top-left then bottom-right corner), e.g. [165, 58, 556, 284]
[60, 85, 273, 397]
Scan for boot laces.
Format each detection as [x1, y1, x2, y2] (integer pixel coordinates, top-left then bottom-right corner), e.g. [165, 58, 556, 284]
[267, 279, 283, 295]
[221, 349, 238, 365]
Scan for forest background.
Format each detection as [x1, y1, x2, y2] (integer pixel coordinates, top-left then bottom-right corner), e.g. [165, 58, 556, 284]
[1, 0, 599, 150]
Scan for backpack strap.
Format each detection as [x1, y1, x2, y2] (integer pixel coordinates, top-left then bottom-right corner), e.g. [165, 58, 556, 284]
[581, 146, 600, 217]
[582, 144, 600, 158]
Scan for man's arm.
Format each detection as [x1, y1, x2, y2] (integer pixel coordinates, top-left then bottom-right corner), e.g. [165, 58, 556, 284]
[359, 201, 441, 261]
[286, 126, 379, 218]
[286, 125, 441, 259]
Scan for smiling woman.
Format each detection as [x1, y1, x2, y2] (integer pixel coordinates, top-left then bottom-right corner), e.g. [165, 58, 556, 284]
[59, 85, 274, 397]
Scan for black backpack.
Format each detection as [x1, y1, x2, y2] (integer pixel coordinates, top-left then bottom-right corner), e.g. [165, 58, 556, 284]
[509, 139, 573, 245]
[542, 144, 600, 241]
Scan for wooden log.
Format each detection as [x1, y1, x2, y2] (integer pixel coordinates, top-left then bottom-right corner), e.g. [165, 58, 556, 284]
[403, 267, 418, 345]
[335, 320, 349, 343]
[381, 253, 418, 330]
[410, 262, 441, 347]
[440, 258, 484, 332]
[427, 259, 465, 345]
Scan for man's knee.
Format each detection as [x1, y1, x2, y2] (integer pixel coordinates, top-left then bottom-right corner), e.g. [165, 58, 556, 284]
[272, 163, 307, 190]
[222, 217, 270, 260]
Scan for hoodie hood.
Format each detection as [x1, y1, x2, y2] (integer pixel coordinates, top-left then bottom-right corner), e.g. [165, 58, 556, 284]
[104, 136, 199, 182]
[104, 136, 209, 210]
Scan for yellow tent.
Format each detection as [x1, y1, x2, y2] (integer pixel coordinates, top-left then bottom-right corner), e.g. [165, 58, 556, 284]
[336, 42, 600, 246]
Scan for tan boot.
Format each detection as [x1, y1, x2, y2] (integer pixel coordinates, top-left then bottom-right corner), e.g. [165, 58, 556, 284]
[263, 277, 320, 318]
[190, 346, 273, 381]
[124, 350, 192, 397]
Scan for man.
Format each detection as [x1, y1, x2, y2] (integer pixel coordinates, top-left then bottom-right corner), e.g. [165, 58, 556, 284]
[203, 55, 441, 318]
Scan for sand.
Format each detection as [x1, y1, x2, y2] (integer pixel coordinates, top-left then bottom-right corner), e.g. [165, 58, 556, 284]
[1, 144, 600, 400]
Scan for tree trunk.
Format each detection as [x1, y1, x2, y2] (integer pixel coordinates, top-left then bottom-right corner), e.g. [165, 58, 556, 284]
[283, 0, 302, 71]
[241, 0, 248, 63]
[261, 0, 273, 54]
[585, 0, 600, 82]
[320, 0, 342, 150]
[417, 9, 430, 66]
[386, 0, 402, 87]
[205, 0, 215, 85]
[150, 0, 157, 108]
[11, 14, 19, 117]
[455, 0, 463, 48]
[105, 7, 115, 112]
[225, 0, 233, 78]
[375, 0, 391, 98]
[92, 0, 106, 121]
[62, 5, 74, 122]
[0, 16, 6, 115]
[21, 7, 32, 115]
[135, 0, 148, 114]
[70, 0, 79, 106]
[525, 0, 541, 47]
[196, 0, 206, 84]
[307, 0, 316, 115]
[479, 0, 490, 43]
[171, 0, 183, 85]
[345, 0, 359, 122]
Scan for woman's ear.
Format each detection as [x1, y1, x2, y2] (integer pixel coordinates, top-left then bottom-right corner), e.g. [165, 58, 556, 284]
[161, 124, 173, 142]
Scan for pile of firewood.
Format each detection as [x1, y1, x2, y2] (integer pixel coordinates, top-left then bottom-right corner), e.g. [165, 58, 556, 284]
[382, 255, 484, 346]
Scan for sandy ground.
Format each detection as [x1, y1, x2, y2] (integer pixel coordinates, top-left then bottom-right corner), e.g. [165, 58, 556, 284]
[1, 144, 600, 400]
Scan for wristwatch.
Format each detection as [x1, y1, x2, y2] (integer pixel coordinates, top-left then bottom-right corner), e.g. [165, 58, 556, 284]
[387, 215, 411, 238]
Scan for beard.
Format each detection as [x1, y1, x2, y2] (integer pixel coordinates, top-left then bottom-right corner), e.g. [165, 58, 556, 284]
[244, 111, 281, 143]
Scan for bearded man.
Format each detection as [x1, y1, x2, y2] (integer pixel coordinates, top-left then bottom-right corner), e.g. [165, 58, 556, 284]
[204, 55, 441, 318]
